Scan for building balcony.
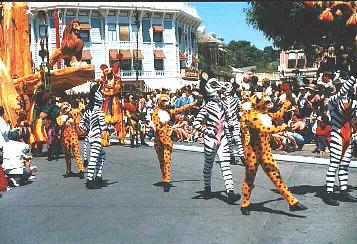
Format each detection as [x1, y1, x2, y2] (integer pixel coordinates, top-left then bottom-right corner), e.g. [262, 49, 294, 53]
[118, 70, 178, 78]
[180, 68, 199, 80]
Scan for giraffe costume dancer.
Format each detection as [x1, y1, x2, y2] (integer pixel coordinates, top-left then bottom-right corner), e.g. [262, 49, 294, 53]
[193, 72, 239, 204]
[152, 94, 198, 192]
[56, 102, 85, 179]
[240, 92, 307, 215]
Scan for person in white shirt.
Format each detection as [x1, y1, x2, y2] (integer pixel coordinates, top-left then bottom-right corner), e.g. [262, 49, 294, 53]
[0, 106, 33, 185]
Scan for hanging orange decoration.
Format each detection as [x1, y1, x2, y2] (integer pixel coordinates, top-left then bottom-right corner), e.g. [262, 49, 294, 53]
[335, 9, 343, 16]
[304, 1, 315, 7]
[346, 12, 357, 26]
[319, 8, 334, 22]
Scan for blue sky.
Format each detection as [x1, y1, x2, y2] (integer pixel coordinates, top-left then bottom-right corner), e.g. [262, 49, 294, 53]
[190, 2, 273, 50]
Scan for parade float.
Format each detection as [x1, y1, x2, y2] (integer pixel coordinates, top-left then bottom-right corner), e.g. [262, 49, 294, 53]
[0, 2, 95, 126]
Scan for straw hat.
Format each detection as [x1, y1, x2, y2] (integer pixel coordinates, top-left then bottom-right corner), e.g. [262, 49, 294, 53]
[305, 84, 319, 92]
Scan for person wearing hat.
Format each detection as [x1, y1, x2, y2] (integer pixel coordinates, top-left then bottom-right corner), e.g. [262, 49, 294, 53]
[56, 101, 85, 179]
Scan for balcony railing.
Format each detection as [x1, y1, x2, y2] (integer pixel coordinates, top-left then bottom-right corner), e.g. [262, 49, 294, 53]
[120, 70, 176, 77]
[181, 68, 199, 80]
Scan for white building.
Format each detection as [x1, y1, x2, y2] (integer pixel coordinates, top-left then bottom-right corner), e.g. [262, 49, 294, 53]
[28, 2, 201, 92]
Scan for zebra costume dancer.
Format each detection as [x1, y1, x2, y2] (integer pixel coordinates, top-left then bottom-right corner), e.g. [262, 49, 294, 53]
[324, 73, 357, 205]
[193, 72, 240, 204]
[79, 83, 107, 189]
[221, 80, 246, 165]
[83, 136, 89, 168]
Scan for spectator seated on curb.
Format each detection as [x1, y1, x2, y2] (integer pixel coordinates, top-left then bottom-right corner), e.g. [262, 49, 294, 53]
[0, 106, 37, 187]
[313, 115, 331, 155]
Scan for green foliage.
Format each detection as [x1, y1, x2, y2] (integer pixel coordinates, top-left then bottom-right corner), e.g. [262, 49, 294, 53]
[245, 1, 356, 49]
[220, 40, 280, 72]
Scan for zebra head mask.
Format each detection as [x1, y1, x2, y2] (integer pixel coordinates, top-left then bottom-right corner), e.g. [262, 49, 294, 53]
[88, 82, 104, 110]
[199, 72, 226, 101]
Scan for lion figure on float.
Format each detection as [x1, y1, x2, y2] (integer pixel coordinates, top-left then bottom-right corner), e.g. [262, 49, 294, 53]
[49, 19, 84, 67]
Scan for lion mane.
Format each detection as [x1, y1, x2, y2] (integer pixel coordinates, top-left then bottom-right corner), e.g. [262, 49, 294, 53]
[49, 19, 84, 67]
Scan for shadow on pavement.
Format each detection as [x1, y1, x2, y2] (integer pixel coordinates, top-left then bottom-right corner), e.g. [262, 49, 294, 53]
[170, 179, 199, 183]
[251, 198, 306, 218]
[191, 190, 241, 205]
[153, 182, 177, 189]
[101, 180, 119, 187]
[270, 184, 357, 202]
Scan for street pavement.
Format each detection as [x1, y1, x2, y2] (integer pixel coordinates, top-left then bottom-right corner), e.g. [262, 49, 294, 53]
[1, 142, 357, 244]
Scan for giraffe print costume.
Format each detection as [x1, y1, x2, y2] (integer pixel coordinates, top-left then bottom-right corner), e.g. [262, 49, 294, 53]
[152, 94, 197, 192]
[56, 102, 84, 178]
[240, 92, 307, 215]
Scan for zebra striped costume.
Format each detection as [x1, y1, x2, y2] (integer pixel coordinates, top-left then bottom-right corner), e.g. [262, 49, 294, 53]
[221, 90, 245, 161]
[193, 73, 236, 197]
[79, 83, 107, 186]
[326, 75, 357, 193]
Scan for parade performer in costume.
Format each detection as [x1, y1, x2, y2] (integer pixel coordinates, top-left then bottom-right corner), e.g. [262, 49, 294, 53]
[79, 83, 108, 189]
[27, 85, 48, 156]
[221, 79, 246, 165]
[193, 72, 239, 203]
[44, 97, 61, 161]
[99, 62, 125, 146]
[123, 95, 140, 148]
[324, 72, 357, 206]
[240, 91, 307, 215]
[152, 93, 199, 192]
[56, 101, 84, 179]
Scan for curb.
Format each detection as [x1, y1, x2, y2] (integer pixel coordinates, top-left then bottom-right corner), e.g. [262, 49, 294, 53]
[110, 139, 357, 168]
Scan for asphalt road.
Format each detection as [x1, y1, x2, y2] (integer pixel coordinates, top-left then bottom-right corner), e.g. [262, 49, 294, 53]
[1, 143, 357, 244]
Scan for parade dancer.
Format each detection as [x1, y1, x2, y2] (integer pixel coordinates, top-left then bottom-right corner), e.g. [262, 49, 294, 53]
[221, 79, 246, 165]
[240, 91, 307, 215]
[56, 102, 85, 179]
[152, 94, 198, 192]
[193, 72, 239, 204]
[79, 83, 108, 189]
[99, 63, 125, 146]
[324, 72, 357, 205]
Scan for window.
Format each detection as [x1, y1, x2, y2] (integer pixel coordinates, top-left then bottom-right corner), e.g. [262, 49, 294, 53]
[39, 25, 47, 37]
[180, 60, 186, 70]
[119, 24, 129, 41]
[287, 59, 296, 69]
[153, 13, 161, 19]
[49, 18, 55, 28]
[142, 20, 151, 42]
[108, 23, 117, 41]
[78, 11, 88, 16]
[133, 60, 143, 70]
[79, 31, 90, 42]
[65, 17, 75, 25]
[66, 10, 75, 16]
[92, 11, 100, 17]
[164, 14, 172, 19]
[108, 11, 116, 16]
[153, 31, 163, 42]
[154, 59, 164, 70]
[297, 58, 305, 68]
[119, 11, 128, 17]
[143, 12, 150, 18]
[164, 20, 172, 29]
[120, 59, 132, 70]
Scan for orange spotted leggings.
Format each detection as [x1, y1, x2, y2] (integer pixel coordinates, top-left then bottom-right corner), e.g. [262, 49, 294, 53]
[63, 135, 84, 173]
[241, 144, 298, 208]
[154, 136, 173, 183]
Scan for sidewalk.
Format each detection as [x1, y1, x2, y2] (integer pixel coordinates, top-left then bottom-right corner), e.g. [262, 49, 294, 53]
[112, 139, 357, 168]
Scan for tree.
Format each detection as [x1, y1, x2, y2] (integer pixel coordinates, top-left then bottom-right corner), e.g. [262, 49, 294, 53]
[245, 1, 356, 50]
